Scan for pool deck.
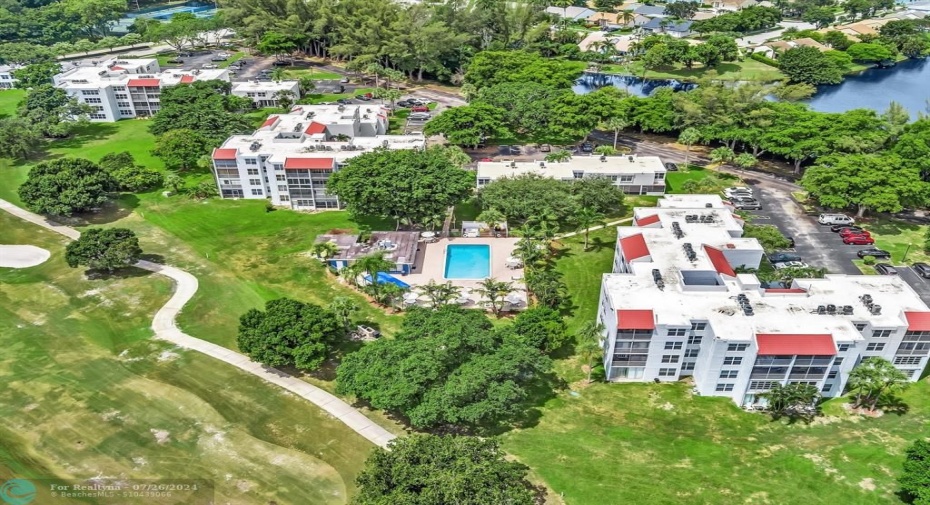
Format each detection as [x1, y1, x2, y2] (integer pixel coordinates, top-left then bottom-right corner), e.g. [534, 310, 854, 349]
[404, 237, 526, 307]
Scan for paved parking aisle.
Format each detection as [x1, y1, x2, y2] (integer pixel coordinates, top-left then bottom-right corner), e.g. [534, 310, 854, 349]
[899, 267, 930, 305]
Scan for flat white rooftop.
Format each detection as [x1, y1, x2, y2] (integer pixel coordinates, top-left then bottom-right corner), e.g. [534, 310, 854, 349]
[232, 80, 299, 93]
[477, 155, 666, 181]
[54, 58, 227, 88]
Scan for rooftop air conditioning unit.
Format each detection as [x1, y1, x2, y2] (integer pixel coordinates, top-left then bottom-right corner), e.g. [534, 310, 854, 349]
[628, 156, 634, 162]
[540, 162, 545, 168]
[600, 155, 607, 162]
[705, 203, 713, 208]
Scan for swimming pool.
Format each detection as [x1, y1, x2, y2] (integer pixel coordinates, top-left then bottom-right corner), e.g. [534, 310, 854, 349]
[444, 244, 491, 279]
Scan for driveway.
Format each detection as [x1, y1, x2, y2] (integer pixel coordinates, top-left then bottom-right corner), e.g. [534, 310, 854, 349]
[899, 267, 930, 305]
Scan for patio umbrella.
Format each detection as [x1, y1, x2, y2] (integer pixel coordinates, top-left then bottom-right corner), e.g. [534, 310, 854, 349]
[505, 292, 526, 305]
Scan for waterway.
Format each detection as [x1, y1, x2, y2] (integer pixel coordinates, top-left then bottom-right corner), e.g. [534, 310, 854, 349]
[573, 57, 930, 117]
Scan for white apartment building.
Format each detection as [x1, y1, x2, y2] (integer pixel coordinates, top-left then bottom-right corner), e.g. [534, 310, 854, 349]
[476, 155, 667, 195]
[231, 80, 301, 108]
[597, 194, 930, 407]
[53, 58, 298, 121]
[212, 105, 425, 210]
[0, 64, 19, 89]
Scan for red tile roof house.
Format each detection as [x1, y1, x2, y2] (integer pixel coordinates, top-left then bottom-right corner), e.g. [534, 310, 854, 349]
[596, 194, 930, 407]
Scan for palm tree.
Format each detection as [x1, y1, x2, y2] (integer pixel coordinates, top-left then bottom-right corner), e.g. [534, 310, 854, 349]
[678, 127, 700, 168]
[270, 67, 286, 82]
[418, 280, 461, 308]
[329, 296, 359, 331]
[606, 117, 630, 149]
[476, 278, 512, 317]
[341, 262, 365, 287]
[575, 207, 605, 251]
[377, 282, 407, 310]
[310, 241, 339, 262]
[545, 150, 573, 163]
[847, 357, 910, 411]
[273, 89, 296, 110]
[576, 321, 605, 383]
[619, 9, 635, 26]
[514, 237, 545, 267]
[477, 208, 506, 233]
[734, 153, 758, 171]
[355, 253, 394, 299]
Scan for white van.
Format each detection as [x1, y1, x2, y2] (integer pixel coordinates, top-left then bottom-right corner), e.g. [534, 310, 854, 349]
[818, 213, 855, 225]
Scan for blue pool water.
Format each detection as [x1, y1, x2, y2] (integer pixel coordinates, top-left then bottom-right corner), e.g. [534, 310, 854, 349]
[444, 245, 491, 279]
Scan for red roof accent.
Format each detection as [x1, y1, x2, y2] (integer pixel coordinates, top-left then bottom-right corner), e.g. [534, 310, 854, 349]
[180, 75, 194, 84]
[261, 116, 279, 128]
[764, 288, 807, 294]
[635, 214, 661, 227]
[619, 234, 650, 260]
[284, 157, 334, 170]
[212, 148, 238, 160]
[703, 245, 735, 277]
[904, 311, 930, 331]
[304, 122, 326, 134]
[756, 334, 836, 356]
[617, 309, 655, 330]
[127, 78, 160, 87]
[110, 65, 125, 71]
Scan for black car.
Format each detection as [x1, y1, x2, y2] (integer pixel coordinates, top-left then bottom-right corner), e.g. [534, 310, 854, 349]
[831, 224, 864, 233]
[396, 100, 412, 107]
[166, 58, 184, 64]
[768, 252, 802, 263]
[787, 237, 795, 248]
[874, 263, 898, 275]
[539, 144, 552, 153]
[580, 142, 594, 152]
[856, 248, 891, 259]
[664, 162, 679, 171]
[210, 55, 227, 62]
[271, 59, 292, 66]
[336, 98, 350, 105]
[913, 262, 930, 279]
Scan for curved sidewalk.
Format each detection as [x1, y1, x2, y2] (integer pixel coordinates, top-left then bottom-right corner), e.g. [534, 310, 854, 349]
[0, 199, 397, 448]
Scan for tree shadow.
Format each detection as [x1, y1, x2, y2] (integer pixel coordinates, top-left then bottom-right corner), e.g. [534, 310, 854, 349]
[586, 236, 613, 253]
[876, 394, 910, 416]
[139, 253, 166, 264]
[40, 123, 119, 158]
[73, 194, 140, 226]
[84, 265, 154, 280]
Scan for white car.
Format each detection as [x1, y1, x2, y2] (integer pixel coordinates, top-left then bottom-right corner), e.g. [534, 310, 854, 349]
[202, 63, 218, 69]
[408, 112, 431, 120]
[774, 261, 810, 270]
[724, 186, 753, 198]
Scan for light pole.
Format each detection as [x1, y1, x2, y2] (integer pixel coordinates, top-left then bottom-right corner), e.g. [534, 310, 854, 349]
[902, 243, 913, 263]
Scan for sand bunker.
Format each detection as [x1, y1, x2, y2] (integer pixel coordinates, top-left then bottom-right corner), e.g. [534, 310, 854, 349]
[0, 245, 51, 268]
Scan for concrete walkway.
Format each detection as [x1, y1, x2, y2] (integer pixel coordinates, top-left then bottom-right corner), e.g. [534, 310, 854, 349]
[0, 199, 397, 448]
[557, 217, 633, 240]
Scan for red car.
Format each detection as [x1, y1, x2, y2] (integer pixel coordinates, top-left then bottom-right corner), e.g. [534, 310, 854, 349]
[840, 228, 870, 238]
[410, 105, 429, 112]
[843, 235, 875, 245]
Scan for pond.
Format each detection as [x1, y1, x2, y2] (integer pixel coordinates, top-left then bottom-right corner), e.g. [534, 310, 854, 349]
[574, 57, 930, 117]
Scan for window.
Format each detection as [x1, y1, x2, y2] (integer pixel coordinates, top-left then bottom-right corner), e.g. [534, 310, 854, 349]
[250, 188, 263, 196]
[723, 357, 742, 366]
[688, 336, 703, 345]
[902, 369, 918, 378]
[84, 97, 102, 104]
[279, 195, 290, 202]
[684, 349, 699, 358]
[276, 174, 286, 181]
[827, 371, 838, 379]
[113, 86, 125, 91]
[661, 355, 680, 363]
[681, 362, 695, 371]
[866, 343, 885, 352]
[477, 177, 490, 186]
[667, 328, 687, 337]
[81, 89, 99, 96]
[727, 343, 748, 352]
[619, 175, 634, 183]
[854, 323, 867, 331]
[278, 185, 288, 192]
[749, 380, 780, 390]
[249, 178, 261, 186]
[245, 158, 258, 165]
[894, 356, 923, 365]
[821, 384, 833, 392]
[833, 357, 843, 365]
[715, 383, 734, 392]
[691, 322, 707, 332]
[116, 101, 130, 107]
[89, 113, 106, 119]
[92, 106, 104, 112]
[658, 368, 676, 377]
[664, 342, 682, 350]
[273, 164, 284, 170]
[720, 370, 739, 379]
[837, 343, 851, 352]
[115, 93, 128, 99]
[119, 110, 132, 116]
[872, 329, 893, 338]
[247, 92, 256, 97]
[295, 199, 313, 207]
[247, 168, 260, 175]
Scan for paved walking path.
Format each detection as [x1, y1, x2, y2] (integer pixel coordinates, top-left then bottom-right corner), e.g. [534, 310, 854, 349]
[557, 217, 633, 240]
[0, 199, 397, 448]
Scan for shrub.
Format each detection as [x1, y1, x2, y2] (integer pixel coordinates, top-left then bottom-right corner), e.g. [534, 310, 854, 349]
[863, 255, 876, 265]
[750, 52, 780, 68]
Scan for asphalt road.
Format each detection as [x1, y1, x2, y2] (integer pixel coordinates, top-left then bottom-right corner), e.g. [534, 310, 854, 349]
[898, 267, 930, 305]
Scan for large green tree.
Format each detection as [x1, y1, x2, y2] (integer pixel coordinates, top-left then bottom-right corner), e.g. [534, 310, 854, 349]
[65, 228, 142, 271]
[900, 439, 930, 505]
[0, 118, 42, 159]
[98, 152, 162, 192]
[237, 298, 344, 371]
[12, 61, 60, 88]
[18, 84, 91, 138]
[778, 46, 843, 85]
[846, 357, 911, 411]
[150, 80, 253, 144]
[508, 307, 568, 352]
[353, 435, 539, 505]
[423, 103, 511, 147]
[846, 42, 895, 63]
[18, 158, 114, 216]
[479, 174, 577, 224]
[151, 129, 211, 171]
[328, 146, 474, 228]
[463, 51, 585, 92]
[800, 153, 927, 217]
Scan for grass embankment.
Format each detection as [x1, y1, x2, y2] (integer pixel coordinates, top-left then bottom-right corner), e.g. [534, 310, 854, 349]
[864, 218, 929, 265]
[0, 89, 26, 117]
[601, 58, 786, 82]
[0, 213, 375, 503]
[285, 68, 343, 81]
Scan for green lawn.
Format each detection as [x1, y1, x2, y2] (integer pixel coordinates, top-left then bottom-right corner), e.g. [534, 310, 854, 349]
[0, 213, 376, 503]
[219, 51, 247, 68]
[299, 88, 377, 105]
[0, 88, 25, 117]
[285, 68, 343, 81]
[861, 217, 929, 265]
[602, 58, 786, 82]
[665, 165, 738, 194]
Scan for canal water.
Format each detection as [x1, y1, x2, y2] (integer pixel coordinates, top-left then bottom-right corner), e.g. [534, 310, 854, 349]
[573, 57, 930, 117]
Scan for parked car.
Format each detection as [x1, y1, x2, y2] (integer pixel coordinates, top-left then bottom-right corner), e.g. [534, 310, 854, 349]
[539, 144, 551, 152]
[580, 142, 594, 152]
[734, 199, 762, 210]
[818, 213, 855, 225]
[857, 248, 891, 259]
[840, 229, 870, 238]
[831, 225, 864, 233]
[913, 262, 930, 279]
[664, 162, 679, 171]
[843, 235, 875, 245]
[339, 76, 350, 83]
[408, 112, 431, 120]
[166, 57, 184, 64]
[768, 252, 802, 263]
[210, 55, 227, 62]
[729, 196, 754, 203]
[336, 98, 350, 105]
[396, 100, 412, 107]
[724, 186, 753, 198]
[787, 237, 795, 248]
[271, 59, 292, 66]
[874, 263, 898, 275]
[775, 261, 810, 270]
[411, 105, 429, 112]
[407, 98, 426, 105]
[356, 325, 381, 339]
[202, 63, 218, 69]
